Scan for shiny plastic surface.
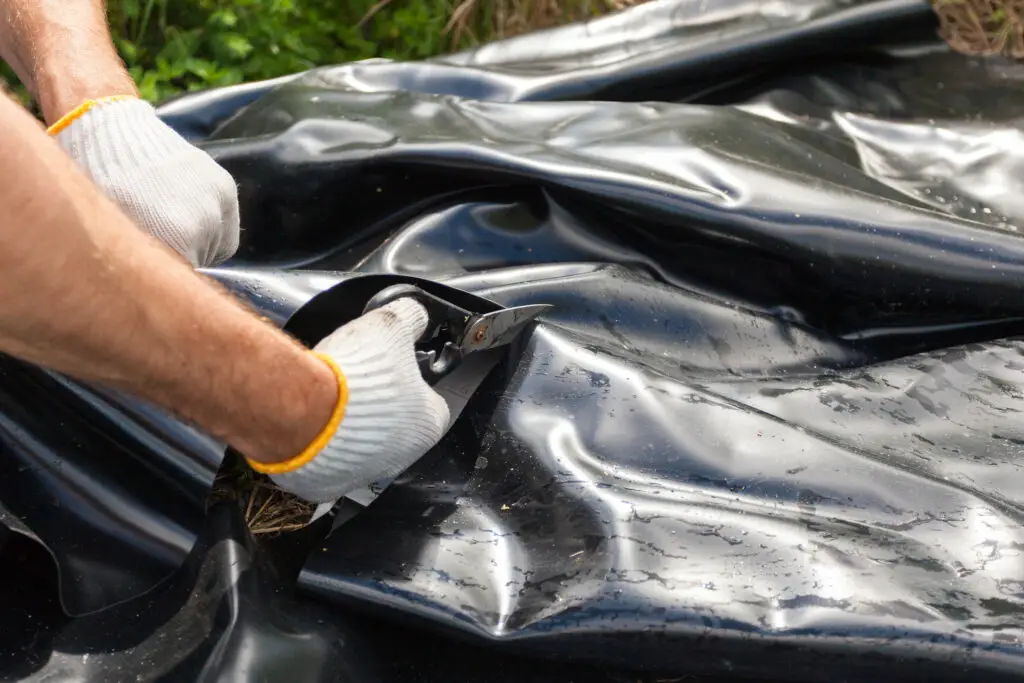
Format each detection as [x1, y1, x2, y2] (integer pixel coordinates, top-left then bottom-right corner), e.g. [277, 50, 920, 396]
[0, 503, 380, 683]
[4, 0, 1024, 680]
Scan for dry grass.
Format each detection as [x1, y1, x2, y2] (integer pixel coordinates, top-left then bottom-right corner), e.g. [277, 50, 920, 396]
[211, 456, 315, 536]
[934, 0, 1024, 58]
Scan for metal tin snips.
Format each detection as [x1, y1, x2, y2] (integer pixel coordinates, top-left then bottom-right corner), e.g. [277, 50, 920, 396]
[362, 283, 551, 384]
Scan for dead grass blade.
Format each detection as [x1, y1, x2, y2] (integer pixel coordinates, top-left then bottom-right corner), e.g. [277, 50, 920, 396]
[211, 455, 316, 539]
[358, 0, 396, 30]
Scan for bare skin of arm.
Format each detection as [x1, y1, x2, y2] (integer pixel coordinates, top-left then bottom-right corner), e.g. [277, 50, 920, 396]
[0, 0, 137, 124]
[0, 91, 338, 466]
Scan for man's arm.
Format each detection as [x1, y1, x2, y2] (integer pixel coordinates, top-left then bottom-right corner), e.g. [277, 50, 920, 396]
[0, 0, 240, 269]
[0, 2, 452, 500]
[0, 91, 336, 466]
[0, 0, 136, 126]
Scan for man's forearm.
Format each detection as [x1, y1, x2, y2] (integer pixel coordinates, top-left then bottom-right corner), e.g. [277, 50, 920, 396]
[0, 92, 337, 465]
[0, 0, 137, 125]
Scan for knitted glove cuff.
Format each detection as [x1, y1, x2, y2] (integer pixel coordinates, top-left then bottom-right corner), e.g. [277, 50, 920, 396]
[45, 95, 241, 268]
[49, 97, 186, 169]
[265, 299, 451, 503]
[46, 95, 138, 136]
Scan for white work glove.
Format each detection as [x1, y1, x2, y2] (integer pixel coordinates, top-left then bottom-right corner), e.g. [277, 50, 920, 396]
[50, 97, 240, 268]
[262, 298, 452, 504]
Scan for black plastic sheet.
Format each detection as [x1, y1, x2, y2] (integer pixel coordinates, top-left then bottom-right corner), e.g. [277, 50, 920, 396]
[4, 0, 1024, 680]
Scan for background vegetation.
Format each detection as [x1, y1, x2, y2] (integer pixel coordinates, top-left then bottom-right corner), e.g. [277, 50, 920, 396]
[0, 0, 642, 105]
[0, 0, 1015, 108]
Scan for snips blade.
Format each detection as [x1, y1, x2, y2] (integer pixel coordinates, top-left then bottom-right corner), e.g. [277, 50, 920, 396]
[459, 304, 553, 354]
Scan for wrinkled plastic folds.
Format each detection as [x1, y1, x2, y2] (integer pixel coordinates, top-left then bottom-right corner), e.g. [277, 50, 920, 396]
[4, 0, 1024, 680]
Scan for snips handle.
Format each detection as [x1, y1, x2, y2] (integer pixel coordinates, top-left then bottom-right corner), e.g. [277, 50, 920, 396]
[363, 284, 474, 384]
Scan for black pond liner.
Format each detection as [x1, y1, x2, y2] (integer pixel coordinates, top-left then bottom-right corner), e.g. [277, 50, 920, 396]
[4, 0, 1024, 680]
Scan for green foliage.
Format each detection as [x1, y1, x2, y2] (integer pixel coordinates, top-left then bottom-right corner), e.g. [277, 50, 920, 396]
[0, 0, 633, 107]
[107, 0, 464, 103]
[0, 0, 482, 106]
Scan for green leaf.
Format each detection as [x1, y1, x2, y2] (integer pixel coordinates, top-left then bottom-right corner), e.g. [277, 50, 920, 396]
[136, 70, 162, 102]
[217, 32, 255, 60]
[120, 0, 141, 20]
[184, 57, 219, 80]
[208, 9, 238, 28]
[114, 37, 139, 64]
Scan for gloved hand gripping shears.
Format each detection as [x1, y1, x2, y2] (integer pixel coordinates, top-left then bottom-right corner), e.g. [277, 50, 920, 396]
[307, 283, 551, 525]
[362, 283, 552, 385]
